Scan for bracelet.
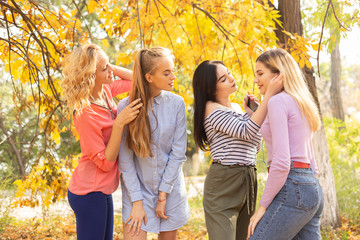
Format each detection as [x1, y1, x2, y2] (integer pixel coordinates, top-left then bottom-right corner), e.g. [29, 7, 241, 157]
[158, 198, 166, 202]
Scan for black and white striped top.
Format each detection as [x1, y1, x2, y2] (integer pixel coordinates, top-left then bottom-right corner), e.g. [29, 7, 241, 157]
[204, 108, 262, 166]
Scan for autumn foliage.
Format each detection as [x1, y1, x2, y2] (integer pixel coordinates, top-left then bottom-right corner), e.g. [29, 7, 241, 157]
[0, 0, 322, 213]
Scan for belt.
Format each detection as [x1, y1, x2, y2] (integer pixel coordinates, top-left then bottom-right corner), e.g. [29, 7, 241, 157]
[212, 161, 252, 167]
[292, 161, 310, 168]
[268, 161, 310, 172]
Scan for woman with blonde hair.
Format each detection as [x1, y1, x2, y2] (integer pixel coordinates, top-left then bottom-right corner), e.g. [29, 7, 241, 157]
[247, 48, 324, 240]
[118, 47, 190, 240]
[62, 44, 142, 240]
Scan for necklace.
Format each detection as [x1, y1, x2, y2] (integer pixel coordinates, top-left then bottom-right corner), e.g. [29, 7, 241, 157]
[90, 92, 116, 119]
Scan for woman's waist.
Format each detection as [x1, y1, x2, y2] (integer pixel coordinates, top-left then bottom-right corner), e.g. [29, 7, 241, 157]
[209, 150, 257, 166]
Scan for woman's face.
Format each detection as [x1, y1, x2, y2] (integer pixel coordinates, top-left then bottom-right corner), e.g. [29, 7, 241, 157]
[146, 56, 176, 96]
[94, 50, 114, 85]
[254, 61, 278, 95]
[215, 64, 237, 98]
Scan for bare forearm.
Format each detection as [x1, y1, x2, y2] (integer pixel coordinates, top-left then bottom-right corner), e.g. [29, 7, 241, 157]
[250, 94, 271, 126]
[112, 65, 133, 81]
[105, 125, 124, 162]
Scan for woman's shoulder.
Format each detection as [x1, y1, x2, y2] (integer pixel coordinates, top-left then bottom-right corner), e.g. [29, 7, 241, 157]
[269, 91, 292, 104]
[230, 102, 243, 113]
[117, 96, 130, 110]
[205, 101, 231, 119]
[74, 105, 99, 125]
[163, 91, 184, 102]
[268, 91, 297, 113]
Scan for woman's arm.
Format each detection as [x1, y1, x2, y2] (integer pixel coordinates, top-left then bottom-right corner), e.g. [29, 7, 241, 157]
[260, 96, 291, 208]
[112, 64, 133, 81]
[75, 100, 141, 172]
[249, 74, 283, 126]
[158, 99, 187, 194]
[117, 100, 147, 235]
[205, 106, 261, 141]
[156, 98, 187, 220]
[105, 99, 142, 162]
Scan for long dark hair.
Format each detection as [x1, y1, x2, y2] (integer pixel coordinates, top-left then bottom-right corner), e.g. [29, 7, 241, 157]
[192, 60, 224, 151]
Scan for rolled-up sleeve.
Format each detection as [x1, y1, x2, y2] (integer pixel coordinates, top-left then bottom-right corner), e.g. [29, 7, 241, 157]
[159, 99, 187, 194]
[76, 112, 115, 172]
[117, 99, 144, 202]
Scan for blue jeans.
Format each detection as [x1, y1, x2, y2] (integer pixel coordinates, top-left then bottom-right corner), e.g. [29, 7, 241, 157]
[250, 168, 324, 240]
[68, 190, 114, 240]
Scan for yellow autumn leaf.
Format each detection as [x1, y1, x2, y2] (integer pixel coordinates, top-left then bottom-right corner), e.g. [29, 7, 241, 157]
[88, 0, 97, 14]
[71, 8, 77, 17]
[102, 39, 110, 48]
[116, 53, 132, 66]
[75, 19, 81, 31]
[299, 57, 305, 68]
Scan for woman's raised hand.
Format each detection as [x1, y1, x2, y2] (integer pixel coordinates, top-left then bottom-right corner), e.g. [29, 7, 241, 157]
[115, 98, 142, 128]
[265, 73, 283, 97]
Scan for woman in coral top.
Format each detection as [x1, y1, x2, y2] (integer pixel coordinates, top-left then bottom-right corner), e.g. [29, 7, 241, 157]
[61, 44, 142, 240]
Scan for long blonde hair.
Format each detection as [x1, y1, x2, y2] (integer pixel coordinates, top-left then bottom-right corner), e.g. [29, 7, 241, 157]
[256, 48, 321, 132]
[61, 44, 101, 116]
[127, 47, 173, 158]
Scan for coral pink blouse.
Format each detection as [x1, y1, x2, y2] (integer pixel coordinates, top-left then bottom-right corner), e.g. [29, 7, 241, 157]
[68, 79, 132, 195]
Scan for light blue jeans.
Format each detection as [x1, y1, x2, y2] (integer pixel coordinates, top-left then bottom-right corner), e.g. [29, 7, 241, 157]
[250, 167, 324, 240]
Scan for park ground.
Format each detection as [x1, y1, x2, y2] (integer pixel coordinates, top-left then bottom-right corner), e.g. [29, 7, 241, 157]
[0, 176, 359, 240]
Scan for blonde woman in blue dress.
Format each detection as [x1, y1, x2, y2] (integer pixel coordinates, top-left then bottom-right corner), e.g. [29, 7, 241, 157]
[117, 47, 190, 240]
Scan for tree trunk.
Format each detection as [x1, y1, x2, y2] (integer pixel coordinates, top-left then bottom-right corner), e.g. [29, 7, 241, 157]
[330, 42, 345, 121]
[276, 0, 341, 228]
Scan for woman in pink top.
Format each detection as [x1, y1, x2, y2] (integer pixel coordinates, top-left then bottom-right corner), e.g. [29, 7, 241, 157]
[247, 48, 324, 240]
[61, 44, 142, 240]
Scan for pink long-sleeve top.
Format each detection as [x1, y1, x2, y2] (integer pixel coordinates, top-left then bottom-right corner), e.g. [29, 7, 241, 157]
[68, 79, 132, 195]
[260, 91, 318, 208]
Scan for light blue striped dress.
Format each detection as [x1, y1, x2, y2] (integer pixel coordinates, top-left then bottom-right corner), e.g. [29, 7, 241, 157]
[117, 91, 190, 234]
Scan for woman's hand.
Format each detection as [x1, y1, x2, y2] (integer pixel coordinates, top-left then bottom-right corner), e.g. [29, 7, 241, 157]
[155, 191, 169, 220]
[125, 200, 147, 236]
[264, 73, 283, 97]
[244, 92, 259, 115]
[247, 205, 267, 239]
[115, 98, 142, 128]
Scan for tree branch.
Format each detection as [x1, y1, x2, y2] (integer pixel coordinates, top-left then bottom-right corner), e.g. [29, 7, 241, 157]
[153, 0, 175, 53]
[317, 0, 331, 78]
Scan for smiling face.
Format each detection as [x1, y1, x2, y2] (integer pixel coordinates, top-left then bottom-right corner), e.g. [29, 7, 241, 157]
[94, 50, 114, 85]
[145, 56, 176, 97]
[254, 61, 278, 95]
[215, 64, 237, 98]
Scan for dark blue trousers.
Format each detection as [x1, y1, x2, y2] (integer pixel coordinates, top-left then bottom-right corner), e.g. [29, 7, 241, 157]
[68, 189, 114, 240]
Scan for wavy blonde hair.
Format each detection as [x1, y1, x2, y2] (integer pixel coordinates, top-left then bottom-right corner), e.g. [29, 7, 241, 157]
[256, 48, 321, 132]
[61, 44, 101, 116]
[127, 47, 173, 158]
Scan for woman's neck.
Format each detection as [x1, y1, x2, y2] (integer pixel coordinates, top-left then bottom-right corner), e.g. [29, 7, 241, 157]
[150, 87, 162, 98]
[91, 84, 103, 100]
